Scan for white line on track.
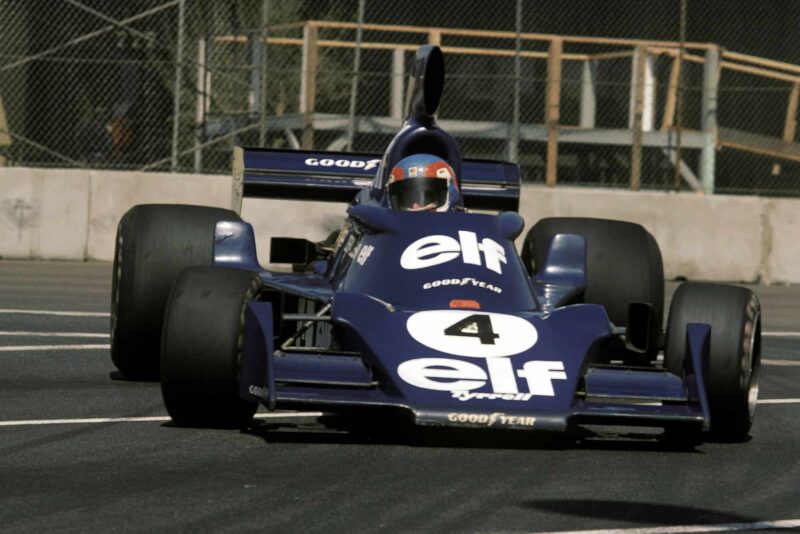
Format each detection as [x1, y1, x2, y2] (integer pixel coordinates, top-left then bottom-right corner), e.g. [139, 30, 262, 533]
[763, 331, 800, 337]
[0, 344, 110, 352]
[759, 398, 800, 404]
[0, 308, 109, 317]
[763, 359, 800, 366]
[526, 518, 800, 533]
[0, 412, 324, 427]
[0, 331, 109, 338]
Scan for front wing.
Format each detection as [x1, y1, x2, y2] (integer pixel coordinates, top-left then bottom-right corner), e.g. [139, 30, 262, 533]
[239, 297, 711, 433]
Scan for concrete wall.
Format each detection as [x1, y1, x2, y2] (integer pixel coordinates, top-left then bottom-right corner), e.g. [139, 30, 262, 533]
[1, 167, 798, 283]
[0, 168, 89, 259]
[520, 187, 767, 282]
[87, 170, 233, 260]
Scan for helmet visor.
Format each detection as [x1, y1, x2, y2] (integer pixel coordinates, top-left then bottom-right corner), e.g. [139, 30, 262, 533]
[388, 177, 448, 211]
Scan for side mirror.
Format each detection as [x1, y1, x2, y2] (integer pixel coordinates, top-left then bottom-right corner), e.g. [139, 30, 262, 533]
[270, 238, 317, 264]
[531, 233, 586, 311]
[625, 302, 654, 353]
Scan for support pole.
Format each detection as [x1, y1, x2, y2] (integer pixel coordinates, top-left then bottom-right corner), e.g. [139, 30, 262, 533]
[170, 0, 186, 171]
[258, 0, 269, 147]
[699, 46, 720, 194]
[783, 82, 800, 142]
[774, 81, 800, 175]
[249, 33, 260, 114]
[390, 49, 404, 119]
[347, 0, 365, 151]
[630, 46, 646, 190]
[510, 0, 521, 163]
[579, 60, 596, 128]
[300, 23, 318, 149]
[545, 38, 562, 187]
[643, 53, 656, 131]
[661, 55, 681, 131]
[628, 47, 655, 131]
[194, 38, 206, 173]
[673, 0, 687, 191]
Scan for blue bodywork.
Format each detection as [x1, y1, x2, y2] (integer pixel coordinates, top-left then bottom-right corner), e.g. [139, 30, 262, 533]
[213, 206, 709, 433]
[213, 44, 711, 433]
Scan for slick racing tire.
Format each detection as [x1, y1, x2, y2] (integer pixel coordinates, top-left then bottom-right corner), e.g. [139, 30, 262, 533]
[161, 266, 262, 428]
[110, 204, 241, 380]
[664, 283, 762, 441]
[521, 217, 664, 349]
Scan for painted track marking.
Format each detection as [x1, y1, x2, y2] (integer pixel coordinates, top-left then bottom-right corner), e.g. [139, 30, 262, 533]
[0, 308, 109, 317]
[763, 359, 800, 366]
[527, 518, 800, 533]
[759, 398, 800, 404]
[0, 344, 110, 352]
[0, 412, 324, 427]
[762, 331, 800, 337]
[0, 331, 109, 338]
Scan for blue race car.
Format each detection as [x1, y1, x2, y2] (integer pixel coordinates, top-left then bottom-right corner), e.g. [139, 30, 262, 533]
[110, 45, 761, 443]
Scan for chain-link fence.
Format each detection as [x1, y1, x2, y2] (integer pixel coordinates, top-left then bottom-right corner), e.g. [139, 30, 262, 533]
[3, 0, 800, 196]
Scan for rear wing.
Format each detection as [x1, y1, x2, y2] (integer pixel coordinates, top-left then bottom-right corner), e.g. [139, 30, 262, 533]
[232, 147, 520, 212]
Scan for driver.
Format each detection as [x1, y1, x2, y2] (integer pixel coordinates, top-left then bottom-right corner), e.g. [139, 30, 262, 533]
[386, 154, 458, 212]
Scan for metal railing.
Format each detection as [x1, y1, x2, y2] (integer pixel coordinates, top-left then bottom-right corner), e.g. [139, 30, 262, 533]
[200, 20, 800, 194]
[3, 1, 800, 196]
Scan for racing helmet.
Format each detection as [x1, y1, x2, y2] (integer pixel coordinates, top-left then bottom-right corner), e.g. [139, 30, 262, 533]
[386, 154, 458, 212]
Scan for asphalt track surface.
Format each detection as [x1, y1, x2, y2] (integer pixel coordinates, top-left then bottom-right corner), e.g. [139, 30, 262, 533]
[1, 260, 798, 533]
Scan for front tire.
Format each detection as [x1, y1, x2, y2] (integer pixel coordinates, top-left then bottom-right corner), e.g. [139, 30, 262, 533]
[161, 266, 262, 428]
[110, 204, 240, 379]
[664, 283, 761, 441]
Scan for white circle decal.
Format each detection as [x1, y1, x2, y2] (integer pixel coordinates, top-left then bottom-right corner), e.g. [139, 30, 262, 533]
[406, 310, 537, 358]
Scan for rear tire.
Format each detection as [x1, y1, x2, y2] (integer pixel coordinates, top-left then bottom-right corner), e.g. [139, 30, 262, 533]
[161, 266, 262, 428]
[110, 204, 240, 379]
[664, 283, 761, 441]
[521, 217, 664, 348]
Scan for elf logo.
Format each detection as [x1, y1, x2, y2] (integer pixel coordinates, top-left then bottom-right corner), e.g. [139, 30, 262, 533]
[398, 357, 567, 398]
[400, 231, 507, 274]
[398, 310, 567, 399]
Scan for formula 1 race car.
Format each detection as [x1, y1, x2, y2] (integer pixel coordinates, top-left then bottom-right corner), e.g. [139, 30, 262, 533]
[110, 45, 761, 443]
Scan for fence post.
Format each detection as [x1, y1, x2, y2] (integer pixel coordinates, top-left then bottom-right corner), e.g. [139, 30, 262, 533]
[194, 38, 206, 173]
[774, 81, 800, 175]
[700, 45, 720, 194]
[579, 60, 596, 128]
[545, 38, 562, 187]
[510, 0, 522, 163]
[661, 54, 681, 131]
[783, 83, 800, 142]
[428, 30, 441, 46]
[391, 49, 404, 119]
[630, 46, 646, 190]
[300, 22, 318, 149]
[628, 48, 655, 131]
[347, 0, 365, 151]
[258, 0, 270, 147]
[170, 0, 186, 171]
